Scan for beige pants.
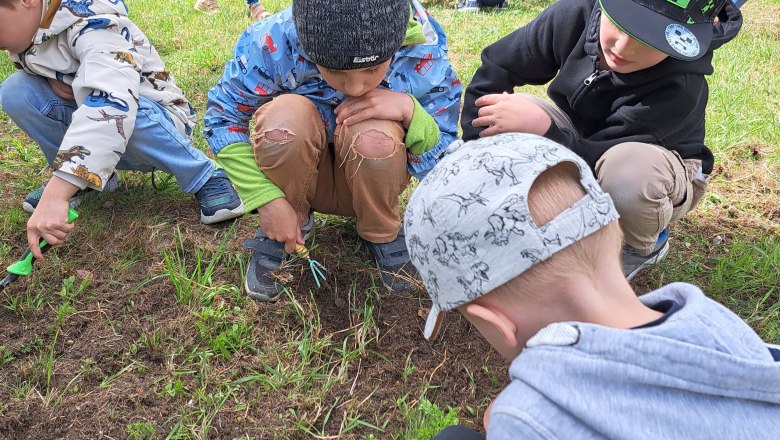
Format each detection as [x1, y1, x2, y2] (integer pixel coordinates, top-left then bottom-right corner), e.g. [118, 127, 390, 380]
[525, 93, 708, 255]
[251, 94, 410, 243]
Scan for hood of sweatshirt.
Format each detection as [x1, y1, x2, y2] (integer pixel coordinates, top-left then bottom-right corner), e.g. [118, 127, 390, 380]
[35, 0, 129, 45]
[488, 282, 780, 439]
[710, 1, 743, 52]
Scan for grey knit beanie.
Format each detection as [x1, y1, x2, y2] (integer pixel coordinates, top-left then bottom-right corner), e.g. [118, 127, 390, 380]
[293, 0, 411, 70]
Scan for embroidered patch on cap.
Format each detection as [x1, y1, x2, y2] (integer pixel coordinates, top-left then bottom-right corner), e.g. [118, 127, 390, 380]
[352, 55, 380, 64]
[665, 23, 701, 57]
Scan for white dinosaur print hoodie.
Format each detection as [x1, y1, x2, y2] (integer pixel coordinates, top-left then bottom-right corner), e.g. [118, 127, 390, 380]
[9, 0, 196, 190]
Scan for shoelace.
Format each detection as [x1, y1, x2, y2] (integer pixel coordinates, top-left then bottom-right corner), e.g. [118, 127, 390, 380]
[28, 185, 45, 199]
[197, 174, 234, 202]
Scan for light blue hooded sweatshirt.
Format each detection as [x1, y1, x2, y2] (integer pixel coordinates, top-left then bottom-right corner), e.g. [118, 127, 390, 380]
[488, 282, 780, 439]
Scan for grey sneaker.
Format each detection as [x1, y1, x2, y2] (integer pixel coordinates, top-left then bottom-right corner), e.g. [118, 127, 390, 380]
[456, 0, 507, 11]
[23, 172, 120, 213]
[242, 212, 314, 301]
[363, 227, 419, 293]
[622, 228, 670, 281]
[456, 0, 481, 11]
[195, 169, 245, 225]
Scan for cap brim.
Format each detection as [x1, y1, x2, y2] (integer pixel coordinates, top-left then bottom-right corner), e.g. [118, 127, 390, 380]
[599, 0, 714, 61]
[423, 305, 445, 340]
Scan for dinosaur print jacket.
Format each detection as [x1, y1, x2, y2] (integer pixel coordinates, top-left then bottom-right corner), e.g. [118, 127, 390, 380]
[204, 0, 461, 179]
[8, 0, 197, 190]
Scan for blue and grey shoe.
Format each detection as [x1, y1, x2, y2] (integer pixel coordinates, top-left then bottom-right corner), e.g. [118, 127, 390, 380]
[455, 0, 481, 11]
[22, 172, 120, 213]
[243, 212, 315, 301]
[363, 226, 420, 293]
[456, 0, 508, 12]
[621, 228, 670, 281]
[195, 169, 245, 224]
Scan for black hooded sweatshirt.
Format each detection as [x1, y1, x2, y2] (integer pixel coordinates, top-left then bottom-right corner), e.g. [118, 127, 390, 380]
[461, 0, 743, 174]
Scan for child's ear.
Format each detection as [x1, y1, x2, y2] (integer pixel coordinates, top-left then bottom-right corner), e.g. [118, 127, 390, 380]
[22, 0, 43, 14]
[463, 302, 519, 350]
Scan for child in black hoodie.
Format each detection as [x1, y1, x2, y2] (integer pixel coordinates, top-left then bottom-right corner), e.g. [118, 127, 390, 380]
[460, 0, 743, 279]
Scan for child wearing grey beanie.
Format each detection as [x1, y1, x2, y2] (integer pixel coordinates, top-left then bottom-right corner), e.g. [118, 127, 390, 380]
[204, 0, 461, 300]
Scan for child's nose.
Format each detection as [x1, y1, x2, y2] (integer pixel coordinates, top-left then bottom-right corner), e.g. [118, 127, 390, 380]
[614, 33, 633, 55]
[343, 79, 364, 97]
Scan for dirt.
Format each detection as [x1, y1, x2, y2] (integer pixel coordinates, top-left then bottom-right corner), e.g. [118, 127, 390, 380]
[2, 138, 776, 439]
[0, 201, 507, 439]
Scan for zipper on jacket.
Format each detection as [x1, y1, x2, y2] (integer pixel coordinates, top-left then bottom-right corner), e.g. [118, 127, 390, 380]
[583, 56, 601, 86]
[571, 56, 602, 109]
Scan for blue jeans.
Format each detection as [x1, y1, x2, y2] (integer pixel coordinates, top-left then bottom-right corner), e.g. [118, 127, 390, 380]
[0, 72, 214, 194]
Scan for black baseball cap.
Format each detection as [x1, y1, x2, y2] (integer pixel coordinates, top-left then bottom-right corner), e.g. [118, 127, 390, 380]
[599, 0, 728, 61]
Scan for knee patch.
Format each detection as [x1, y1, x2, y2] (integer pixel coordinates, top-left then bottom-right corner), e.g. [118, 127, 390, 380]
[352, 129, 398, 159]
[263, 128, 295, 144]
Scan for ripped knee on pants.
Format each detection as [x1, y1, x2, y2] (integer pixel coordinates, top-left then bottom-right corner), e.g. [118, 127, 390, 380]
[351, 129, 399, 159]
[340, 129, 403, 176]
[263, 128, 295, 144]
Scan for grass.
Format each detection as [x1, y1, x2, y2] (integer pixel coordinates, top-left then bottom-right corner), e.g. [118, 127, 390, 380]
[0, 0, 778, 438]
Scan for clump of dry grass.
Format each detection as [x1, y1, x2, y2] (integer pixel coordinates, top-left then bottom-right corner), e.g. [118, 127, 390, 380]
[697, 143, 780, 237]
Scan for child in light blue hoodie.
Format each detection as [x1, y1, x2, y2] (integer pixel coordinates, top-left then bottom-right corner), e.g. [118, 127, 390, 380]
[405, 133, 780, 439]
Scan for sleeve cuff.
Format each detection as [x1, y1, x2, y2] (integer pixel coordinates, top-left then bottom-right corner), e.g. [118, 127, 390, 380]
[216, 142, 285, 212]
[244, 190, 285, 213]
[53, 170, 90, 190]
[205, 126, 252, 155]
[542, 120, 567, 145]
[407, 140, 449, 180]
[404, 95, 441, 156]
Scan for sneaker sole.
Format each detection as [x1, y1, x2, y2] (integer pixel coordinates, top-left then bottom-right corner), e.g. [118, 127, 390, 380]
[200, 201, 245, 225]
[457, 7, 480, 12]
[244, 277, 283, 302]
[625, 240, 670, 281]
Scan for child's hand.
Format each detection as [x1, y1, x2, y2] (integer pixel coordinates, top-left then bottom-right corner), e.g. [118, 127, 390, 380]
[472, 93, 552, 137]
[27, 200, 73, 260]
[26, 177, 79, 260]
[257, 198, 305, 254]
[46, 78, 75, 101]
[249, 3, 271, 21]
[334, 89, 414, 128]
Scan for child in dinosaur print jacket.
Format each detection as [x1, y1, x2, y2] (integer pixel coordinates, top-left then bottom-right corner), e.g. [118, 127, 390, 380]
[0, 0, 244, 260]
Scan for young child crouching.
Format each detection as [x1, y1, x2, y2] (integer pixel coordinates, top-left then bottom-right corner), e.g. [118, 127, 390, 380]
[405, 133, 780, 439]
